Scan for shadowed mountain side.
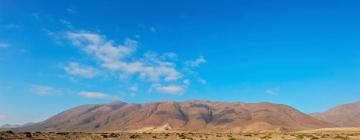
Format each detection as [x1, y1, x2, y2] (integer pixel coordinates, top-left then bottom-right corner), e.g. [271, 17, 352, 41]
[311, 101, 360, 127]
[15, 100, 335, 132]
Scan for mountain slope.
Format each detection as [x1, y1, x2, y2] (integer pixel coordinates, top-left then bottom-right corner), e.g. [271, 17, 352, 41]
[16, 100, 334, 132]
[311, 101, 360, 127]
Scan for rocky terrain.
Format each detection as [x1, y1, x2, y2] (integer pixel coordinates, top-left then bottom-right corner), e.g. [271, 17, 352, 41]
[311, 101, 360, 127]
[15, 100, 333, 132]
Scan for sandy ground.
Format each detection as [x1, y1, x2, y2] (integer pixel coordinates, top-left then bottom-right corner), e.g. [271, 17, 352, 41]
[1, 128, 360, 140]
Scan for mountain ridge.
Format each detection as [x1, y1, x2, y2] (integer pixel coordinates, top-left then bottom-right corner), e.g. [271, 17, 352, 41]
[311, 101, 360, 127]
[15, 100, 335, 132]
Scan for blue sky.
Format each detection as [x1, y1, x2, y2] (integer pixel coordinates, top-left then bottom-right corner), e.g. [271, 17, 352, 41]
[1, 0, 360, 125]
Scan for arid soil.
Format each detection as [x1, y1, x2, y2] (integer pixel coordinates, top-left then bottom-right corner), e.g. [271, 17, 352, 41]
[2, 130, 360, 140]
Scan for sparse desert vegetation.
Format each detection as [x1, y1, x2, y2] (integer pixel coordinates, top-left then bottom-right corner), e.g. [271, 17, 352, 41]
[2, 130, 360, 140]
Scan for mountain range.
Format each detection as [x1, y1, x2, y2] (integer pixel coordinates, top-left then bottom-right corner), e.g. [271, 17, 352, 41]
[15, 100, 336, 132]
[311, 101, 360, 127]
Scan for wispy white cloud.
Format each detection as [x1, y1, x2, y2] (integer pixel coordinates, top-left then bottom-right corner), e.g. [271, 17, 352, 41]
[29, 85, 62, 95]
[129, 86, 138, 96]
[64, 62, 98, 78]
[0, 43, 9, 49]
[66, 31, 137, 69]
[66, 8, 77, 14]
[0, 24, 19, 29]
[266, 88, 280, 96]
[29, 85, 111, 99]
[183, 79, 190, 85]
[161, 52, 177, 60]
[185, 56, 206, 68]
[43, 29, 63, 44]
[60, 30, 205, 95]
[79, 91, 110, 99]
[198, 78, 207, 85]
[154, 85, 185, 95]
[65, 31, 182, 82]
[59, 19, 73, 28]
[19, 49, 27, 53]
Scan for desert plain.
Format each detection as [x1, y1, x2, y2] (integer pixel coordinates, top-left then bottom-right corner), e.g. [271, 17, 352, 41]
[2, 128, 360, 140]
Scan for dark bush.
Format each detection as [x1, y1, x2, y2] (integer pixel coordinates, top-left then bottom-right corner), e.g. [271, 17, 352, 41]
[24, 132, 32, 138]
[129, 134, 140, 139]
[5, 130, 14, 134]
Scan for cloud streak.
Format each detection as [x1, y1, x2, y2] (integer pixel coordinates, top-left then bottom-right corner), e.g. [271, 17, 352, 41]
[79, 91, 110, 99]
[266, 88, 280, 96]
[29, 85, 62, 95]
[0, 43, 9, 48]
[185, 56, 206, 68]
[64, 62, 98, 78]
[154, 85, 185, 95]
[129, 86, 138, 96]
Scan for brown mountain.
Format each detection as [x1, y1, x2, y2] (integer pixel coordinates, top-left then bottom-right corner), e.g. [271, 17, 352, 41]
[16, 100, 334, 132]
[311, 101, 360, 127]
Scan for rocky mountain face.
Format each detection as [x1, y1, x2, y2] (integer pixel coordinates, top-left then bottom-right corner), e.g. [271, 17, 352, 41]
[16, 100, 334, 132]
[311, 101, 360, 127]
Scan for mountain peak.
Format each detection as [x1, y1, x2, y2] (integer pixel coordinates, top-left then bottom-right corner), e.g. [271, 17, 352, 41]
[15, 100, 334, 132]
[311, 101, 360, 127]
